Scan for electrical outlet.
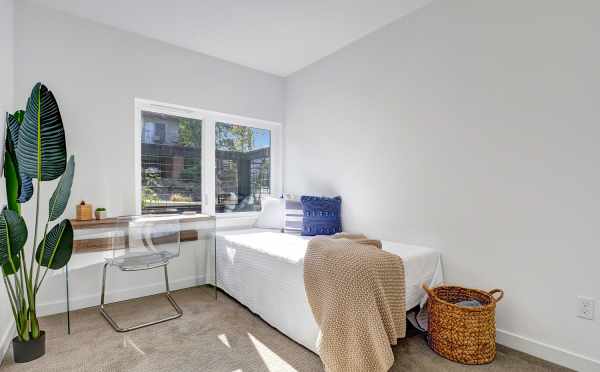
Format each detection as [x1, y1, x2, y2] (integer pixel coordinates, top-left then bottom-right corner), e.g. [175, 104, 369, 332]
[577, 297, 595, 320]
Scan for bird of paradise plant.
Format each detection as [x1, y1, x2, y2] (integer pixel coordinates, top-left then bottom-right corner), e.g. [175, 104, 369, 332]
[1, 82, 75, 349]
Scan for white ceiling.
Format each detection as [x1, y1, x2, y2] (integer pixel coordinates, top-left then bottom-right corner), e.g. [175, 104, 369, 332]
[31, 0, 432, 76]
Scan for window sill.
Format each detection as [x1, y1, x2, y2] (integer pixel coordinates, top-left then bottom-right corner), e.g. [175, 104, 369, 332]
[216, 211, 260, 219]
[216, 212, 259, 230]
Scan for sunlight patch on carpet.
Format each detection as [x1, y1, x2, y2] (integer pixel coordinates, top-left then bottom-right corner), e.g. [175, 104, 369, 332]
[123, 336, 146, 356]
[218, 333, 231, 348]
[248, 333, 297, 372]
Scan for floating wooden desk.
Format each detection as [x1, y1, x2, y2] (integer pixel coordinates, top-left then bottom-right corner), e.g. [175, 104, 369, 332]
[64, 214, 217, 335]
[71, 215, 213, 253]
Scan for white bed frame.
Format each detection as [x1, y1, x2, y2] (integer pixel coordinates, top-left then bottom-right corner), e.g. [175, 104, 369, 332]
[215, 228, 443, 353]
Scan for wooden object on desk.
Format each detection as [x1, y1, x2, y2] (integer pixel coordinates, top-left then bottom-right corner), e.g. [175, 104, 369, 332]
[75, 202, 94, 220]
[71, 215, 210, 253]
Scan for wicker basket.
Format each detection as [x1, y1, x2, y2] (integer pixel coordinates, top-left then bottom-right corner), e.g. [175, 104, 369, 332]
[422, 284, 504, 365]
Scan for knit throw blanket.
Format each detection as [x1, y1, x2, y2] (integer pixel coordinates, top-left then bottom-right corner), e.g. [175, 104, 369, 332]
[304, 233, 406, 372]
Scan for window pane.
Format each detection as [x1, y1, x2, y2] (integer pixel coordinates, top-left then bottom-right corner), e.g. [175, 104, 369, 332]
[216, 122, 271, 213]
[141, 111, 202, 214]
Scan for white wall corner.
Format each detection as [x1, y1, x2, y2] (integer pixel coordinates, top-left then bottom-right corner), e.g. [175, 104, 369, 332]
[0, 322, 15, 366]
[0, 0, 16, 364]
[497, 329, 600, 372]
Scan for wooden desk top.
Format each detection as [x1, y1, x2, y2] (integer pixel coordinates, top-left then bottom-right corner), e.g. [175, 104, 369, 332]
[70, 214, 214, 253]
[70, 214, 214, 230]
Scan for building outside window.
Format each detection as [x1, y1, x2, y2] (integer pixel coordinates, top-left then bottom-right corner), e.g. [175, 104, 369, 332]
[141, 111, 202, 214]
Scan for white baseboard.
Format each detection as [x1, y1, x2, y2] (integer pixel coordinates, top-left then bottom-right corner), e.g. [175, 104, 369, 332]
[0, 323, 15, 367]
[497, 329, 600, 372]
[36, 275, 207, 316]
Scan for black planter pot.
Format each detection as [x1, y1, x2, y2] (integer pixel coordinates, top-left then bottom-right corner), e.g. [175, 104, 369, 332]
[12, 331, 46, 363]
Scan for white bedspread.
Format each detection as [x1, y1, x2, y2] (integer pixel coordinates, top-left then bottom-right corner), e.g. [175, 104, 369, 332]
[215, 228, 443, 353]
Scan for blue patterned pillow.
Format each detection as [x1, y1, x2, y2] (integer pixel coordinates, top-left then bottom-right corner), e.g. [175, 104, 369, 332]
[300, 196, 342, 236]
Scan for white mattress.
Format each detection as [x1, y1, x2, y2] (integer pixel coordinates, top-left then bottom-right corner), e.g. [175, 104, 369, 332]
[215, 228, 443, 353]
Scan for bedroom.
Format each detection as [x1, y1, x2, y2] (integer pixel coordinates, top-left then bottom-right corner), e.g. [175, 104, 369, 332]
[0, 0, 597, 371]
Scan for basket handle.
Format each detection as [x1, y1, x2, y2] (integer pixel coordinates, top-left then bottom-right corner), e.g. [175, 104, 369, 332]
[422, 283, 436, 299]
[489, 289, 504, 303]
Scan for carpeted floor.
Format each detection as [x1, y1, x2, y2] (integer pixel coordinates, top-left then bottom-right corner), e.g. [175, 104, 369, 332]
[1, 286, 570, 372]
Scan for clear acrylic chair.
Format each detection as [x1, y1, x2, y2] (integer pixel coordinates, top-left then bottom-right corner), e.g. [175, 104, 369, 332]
[99, 215, 183, 332]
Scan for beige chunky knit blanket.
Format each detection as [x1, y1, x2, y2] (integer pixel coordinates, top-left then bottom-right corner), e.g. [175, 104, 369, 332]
[304, 233, 406, 372]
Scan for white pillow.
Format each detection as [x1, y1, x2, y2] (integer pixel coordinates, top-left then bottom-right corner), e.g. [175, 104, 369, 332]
[254, 196, 284, 229]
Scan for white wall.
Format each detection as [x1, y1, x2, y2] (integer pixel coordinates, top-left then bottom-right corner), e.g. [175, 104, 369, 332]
[15, 0, 284, 218]
[13, 1, 283, 318]
[285, 0, 599, 370]
[0, 0, 15, 361]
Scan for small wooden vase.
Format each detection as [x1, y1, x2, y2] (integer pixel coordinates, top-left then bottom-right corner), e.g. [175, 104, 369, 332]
[76, 202, 93, 220]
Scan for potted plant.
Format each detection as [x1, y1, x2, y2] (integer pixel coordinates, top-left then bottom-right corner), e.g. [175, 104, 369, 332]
[1, 83, 76, 363]
[95, 207, 107, 220]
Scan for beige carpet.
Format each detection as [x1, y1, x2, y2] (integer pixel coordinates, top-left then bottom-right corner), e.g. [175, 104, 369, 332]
[1, 286, 570, 372]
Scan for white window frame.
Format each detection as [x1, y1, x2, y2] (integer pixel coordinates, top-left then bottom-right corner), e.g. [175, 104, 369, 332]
[134, 98, 282, 218]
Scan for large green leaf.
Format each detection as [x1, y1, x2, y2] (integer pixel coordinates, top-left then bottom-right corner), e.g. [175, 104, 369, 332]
[17, 172, 33, 203]
[17, 83, 67, 181]
[2, 253, 21, 276]
[36, 219, 73, 270]
[3, 154, 21, 213]
[0, 209, 27, 268]
[48, 155, 75, 221]
[5, 113, 20, 211]
[6, 111, 24, 149]
[5, 111, 33, 204]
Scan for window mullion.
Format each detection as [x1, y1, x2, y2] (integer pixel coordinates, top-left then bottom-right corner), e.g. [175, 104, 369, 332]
[202, 118, 216, 216]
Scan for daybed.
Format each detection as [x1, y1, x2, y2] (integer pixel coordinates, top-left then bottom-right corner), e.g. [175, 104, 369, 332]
[215, 228, 443, 353]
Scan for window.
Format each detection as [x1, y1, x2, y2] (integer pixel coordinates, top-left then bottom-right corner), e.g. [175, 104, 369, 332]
[135, 99, 281, 216]
[141, 111, 202, 214]
[216, 122, 271, 213]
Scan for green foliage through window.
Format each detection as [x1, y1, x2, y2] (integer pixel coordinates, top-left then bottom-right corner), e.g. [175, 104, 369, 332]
[141, 112, 202, 214]
[216, 122, 271, 213]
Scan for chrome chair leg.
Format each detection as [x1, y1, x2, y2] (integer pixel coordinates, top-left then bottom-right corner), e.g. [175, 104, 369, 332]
[164, 264, 183, 315]
[99, 263, 183, 333]
[100, 262, 108, 306]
